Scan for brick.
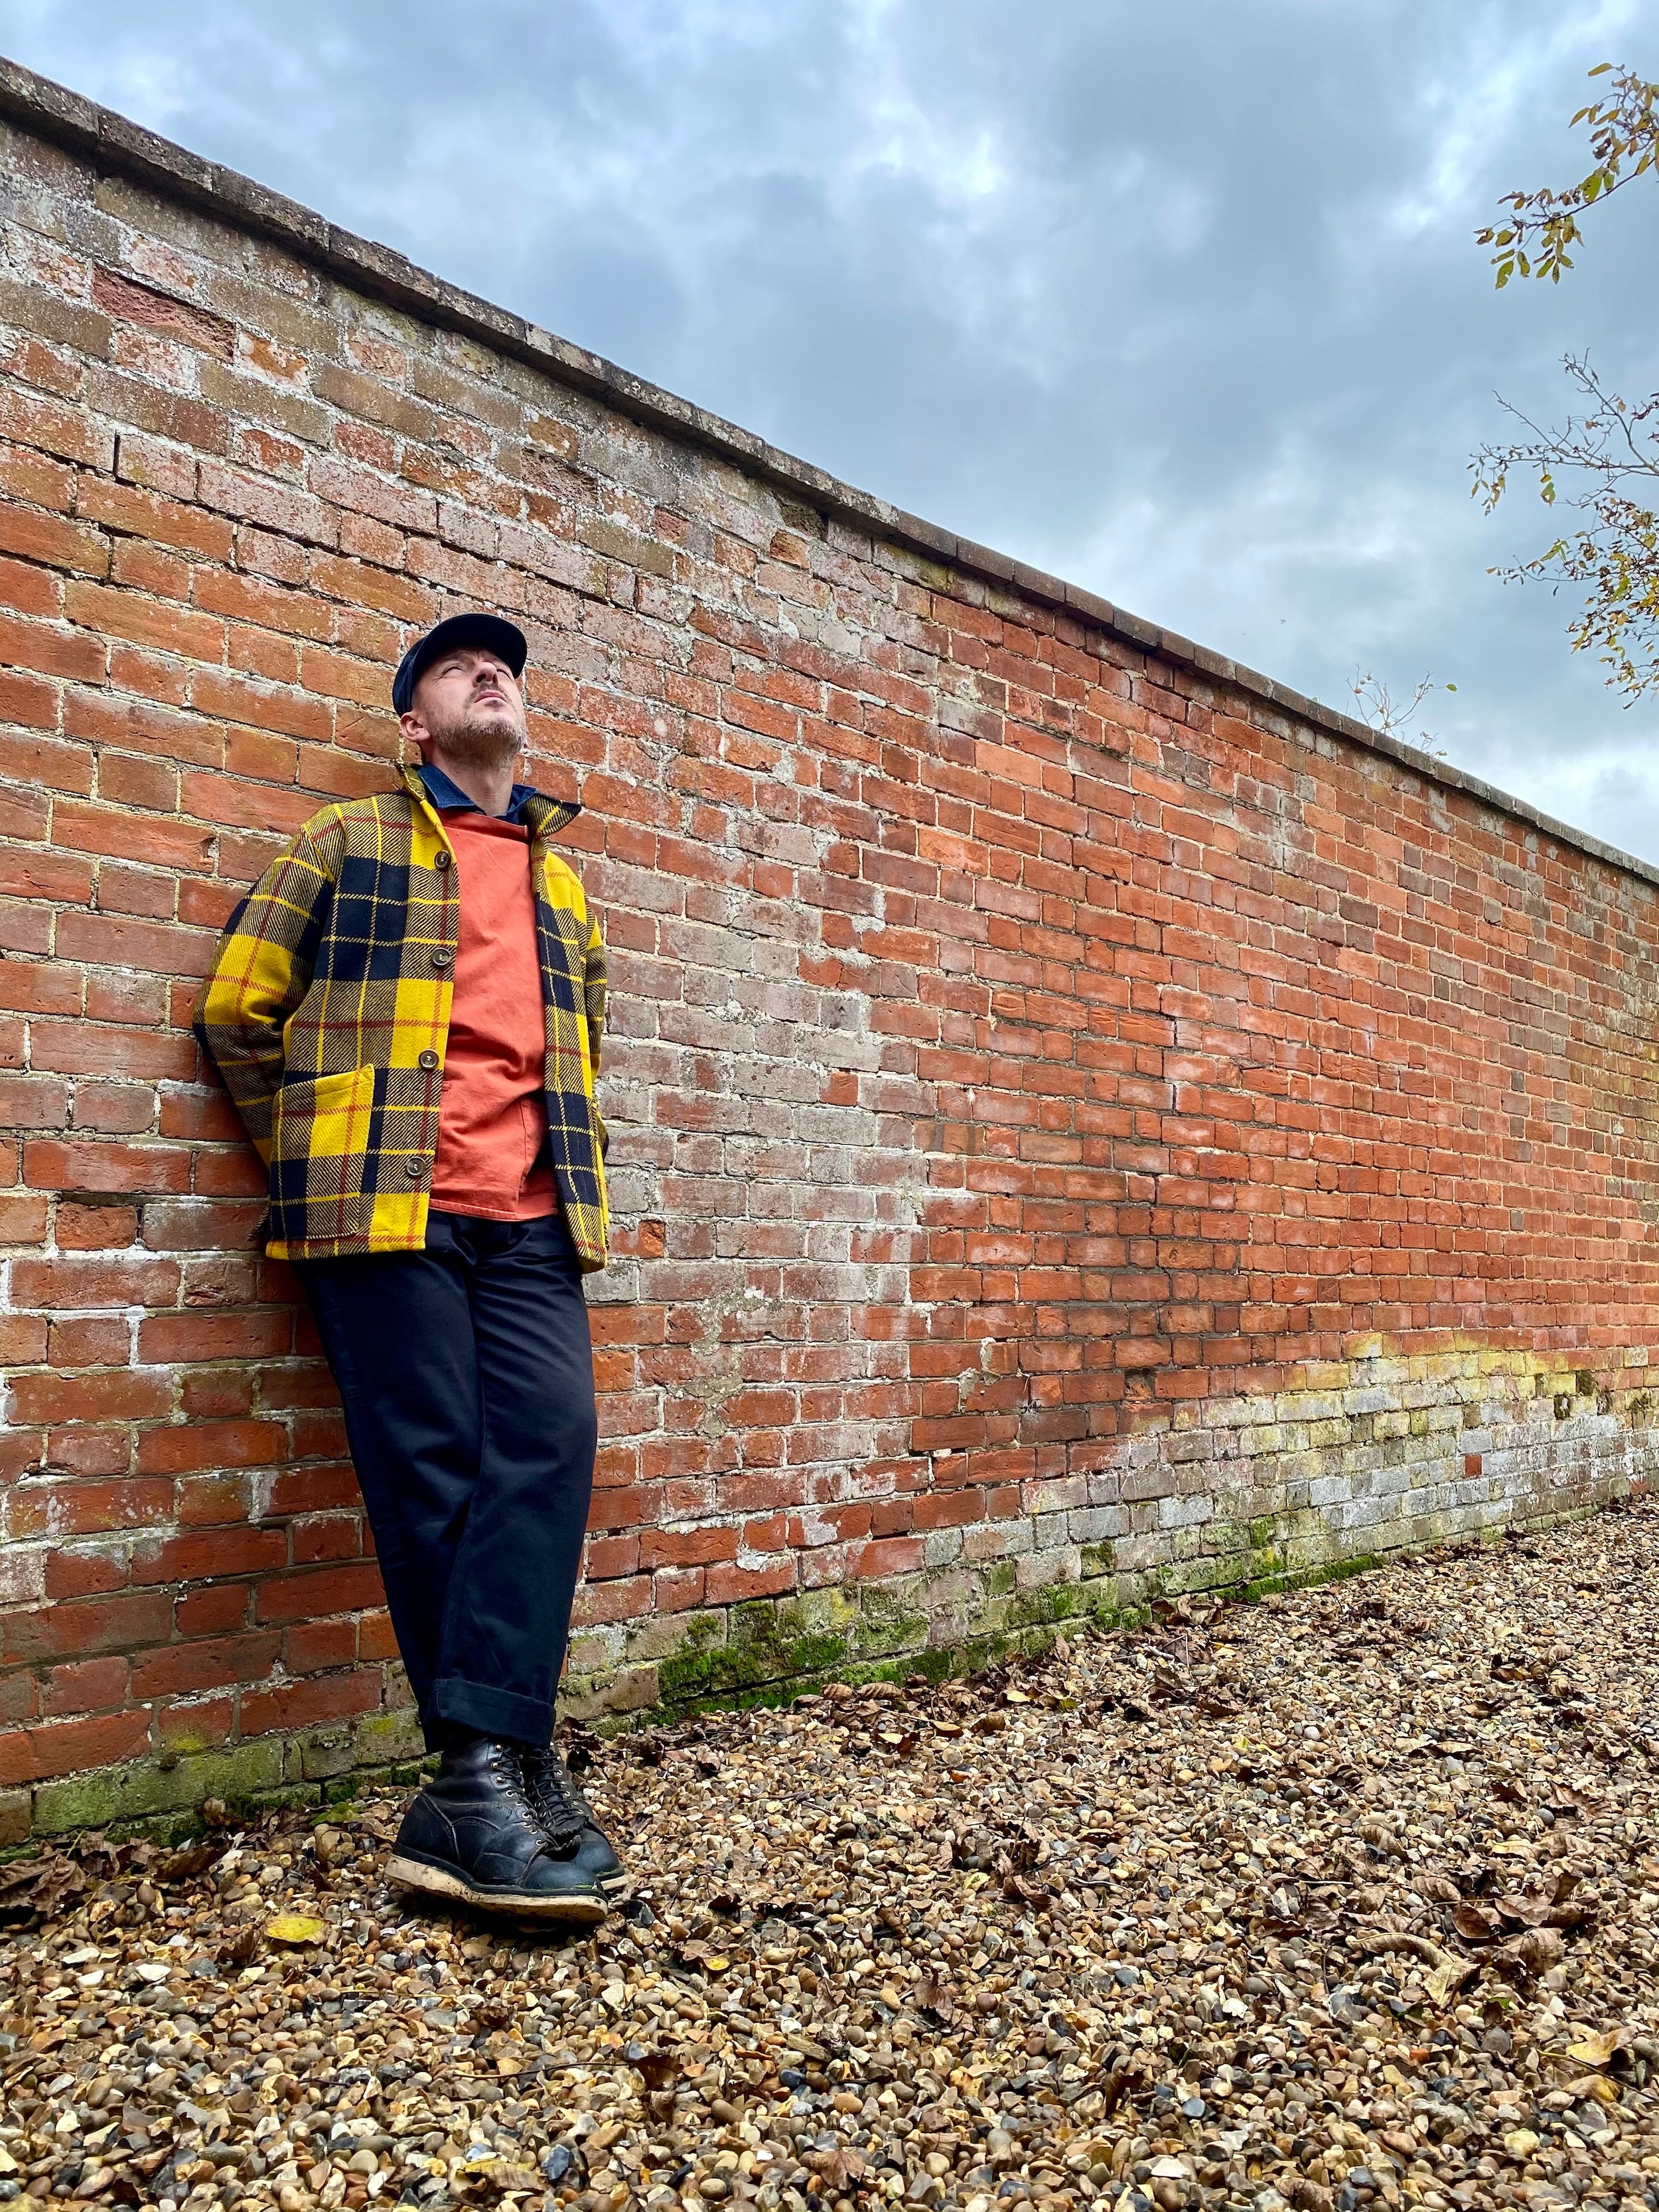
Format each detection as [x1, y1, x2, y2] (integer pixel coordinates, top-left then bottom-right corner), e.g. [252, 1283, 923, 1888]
[71, 1077, 159, 1131]
[130, 1526, 289, 1582]
[33, 1023, 192, 1079]
[0, 846, 95, 902]
[0, 667, 62, 733]
[0, 382, 114, 468]
[78, 474, 237, 563]
[171, 1471, 253, 1526]
[357, 1607, 398, 1661]
[238, 1668, 381, 1735]
[0, 1074, 69, 1128]
[7, 1478, 173, 1540]
[91, 370, 227, 458]
[178, 767, 320, 833]
[0, 1311, 48, 1359]
[41, 1655, 129, 1716]
[193, 564, 333, 639]
[0, 1192, 49, 1243]
[190, 666, 332, 743]
[0, 549, 64, 617]
[0, 781, 50, 840]
[22, 1140, 191, 1194]
[65, 687, 222, 771]
[129, 1631, 281, 1699]
[7, 1368, 174, 1424]
[175, 1584, 253, 1639]
[253, 1562, 386, 1623]
[155, 1695, 236, 1750]
[291, 1513, 359, 1564]
[91, 265, 235, 359]
[640, 1525, 737, 1572]
[99, 750, 182, 810]
[43, 1548, 127, 1600]
[0, 1671, 40, 1725]
[0, 498, 108, 575]
[135, 1419, 287, 1475]
[52, 798, 216, 871]
[0, 607, 108, 682]
[52, 913, 216, 979]
[64, 578, 224, 664]
[12, 1252, 180, 1307]
[3, 1590, 173, 1664]
[0, 1710, 151, 1787]
[283, 1617, 357, 1673]
[180, 1368, 255, 1418]
[137, 1309, 292, 1361]
[140, 1197, 267, 1250]
[48, 1314, 131, 1363]
[0, 437, 76, 509]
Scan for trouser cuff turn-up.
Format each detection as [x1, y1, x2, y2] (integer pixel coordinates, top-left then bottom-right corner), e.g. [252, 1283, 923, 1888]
[430, 1675, 553, 1751]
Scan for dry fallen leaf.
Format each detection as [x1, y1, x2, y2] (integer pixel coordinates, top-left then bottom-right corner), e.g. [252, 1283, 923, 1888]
[1425, 1955, 1479, 2005]
[264, 1913, 327, 1946]
[1452, 1902, 1500, 1943]
[1566, 2026, 1630, 2069]
[1494, 1924, 1566, 1978]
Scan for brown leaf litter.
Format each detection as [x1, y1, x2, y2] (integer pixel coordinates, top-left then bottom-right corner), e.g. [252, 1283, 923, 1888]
[3, 1501, 1658, 2212]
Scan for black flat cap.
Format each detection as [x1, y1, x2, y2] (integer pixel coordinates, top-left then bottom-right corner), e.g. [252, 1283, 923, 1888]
[392, 613, 528, 717]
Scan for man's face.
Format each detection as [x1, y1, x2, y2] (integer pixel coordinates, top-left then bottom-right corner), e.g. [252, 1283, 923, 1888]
[402, 645, 527, 767]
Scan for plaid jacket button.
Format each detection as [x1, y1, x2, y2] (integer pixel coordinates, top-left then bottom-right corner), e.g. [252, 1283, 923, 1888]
[418, 1049, 439, 1071]
[403, 1159, 424, 1180]
[433, 850, 452, 871]
[429, 948, 453, 969]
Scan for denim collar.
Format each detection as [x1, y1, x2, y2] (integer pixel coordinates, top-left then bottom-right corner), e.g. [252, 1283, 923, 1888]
[417, 759, 537, 824]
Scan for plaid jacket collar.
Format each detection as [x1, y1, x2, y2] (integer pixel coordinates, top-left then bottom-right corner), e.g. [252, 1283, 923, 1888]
[400, 763, 581, 841]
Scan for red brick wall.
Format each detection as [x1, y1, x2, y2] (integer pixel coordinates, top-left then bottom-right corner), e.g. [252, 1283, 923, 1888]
[1, 78, 1656, 1834]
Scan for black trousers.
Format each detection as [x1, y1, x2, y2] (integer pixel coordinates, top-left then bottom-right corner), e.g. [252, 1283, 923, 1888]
[297, 1209, 598, 1750]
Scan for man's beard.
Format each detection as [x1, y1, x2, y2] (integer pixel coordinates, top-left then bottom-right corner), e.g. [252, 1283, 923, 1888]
[425, 698, 523, 771]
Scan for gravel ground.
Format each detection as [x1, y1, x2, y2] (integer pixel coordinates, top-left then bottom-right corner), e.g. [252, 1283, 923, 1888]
[3, 1499, 1658, 2212]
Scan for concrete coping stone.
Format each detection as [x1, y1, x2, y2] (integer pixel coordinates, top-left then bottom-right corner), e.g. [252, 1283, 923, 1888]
[0, 56, 1655, 894]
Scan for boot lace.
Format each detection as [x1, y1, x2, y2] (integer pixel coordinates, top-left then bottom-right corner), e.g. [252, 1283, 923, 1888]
[520, 1745, 590, 1853]
[486, 1740, 538, 1814]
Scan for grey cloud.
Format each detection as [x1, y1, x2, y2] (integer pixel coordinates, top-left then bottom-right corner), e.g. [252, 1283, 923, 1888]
[1, 0, 1656, 849]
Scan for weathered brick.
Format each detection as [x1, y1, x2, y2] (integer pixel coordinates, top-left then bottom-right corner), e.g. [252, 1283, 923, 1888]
[64, 577, 225, 663]
[0, 1710, 151, 1787]
[0, 497, 109, 575]
[3, 1590, 173, 1664]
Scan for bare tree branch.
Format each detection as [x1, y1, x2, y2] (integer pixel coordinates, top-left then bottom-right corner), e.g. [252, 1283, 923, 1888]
[1348, 670, 1454, 756]
[1471, 357, 1659, 703]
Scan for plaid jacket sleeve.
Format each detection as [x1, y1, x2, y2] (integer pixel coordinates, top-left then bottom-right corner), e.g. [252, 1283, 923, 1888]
[192, 820, 340, 1162]
[584, 909, 608, 1156]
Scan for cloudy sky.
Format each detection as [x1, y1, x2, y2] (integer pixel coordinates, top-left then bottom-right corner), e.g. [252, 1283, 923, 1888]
[3, 0, 1656, 854]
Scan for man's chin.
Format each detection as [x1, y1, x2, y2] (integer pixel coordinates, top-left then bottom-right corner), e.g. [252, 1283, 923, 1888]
[437, 719, 523, 769]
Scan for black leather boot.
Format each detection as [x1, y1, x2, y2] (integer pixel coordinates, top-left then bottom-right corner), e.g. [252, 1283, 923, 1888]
[388, 1737, 606, 1922]
[520, 1742, 628, 1895]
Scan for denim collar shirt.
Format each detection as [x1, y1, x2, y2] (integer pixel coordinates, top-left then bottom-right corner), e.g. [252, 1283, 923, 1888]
[417, 759, 538, 823]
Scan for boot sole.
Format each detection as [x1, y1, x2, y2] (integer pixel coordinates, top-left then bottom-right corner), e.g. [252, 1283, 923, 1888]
[388, 1852, 607, 1923]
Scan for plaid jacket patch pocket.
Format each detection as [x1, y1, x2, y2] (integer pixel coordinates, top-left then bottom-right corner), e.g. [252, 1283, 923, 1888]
[269, 1064, 377, 1246]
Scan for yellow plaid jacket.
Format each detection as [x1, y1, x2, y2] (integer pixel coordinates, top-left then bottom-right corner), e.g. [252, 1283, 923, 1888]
[193, 766, 609, 1270]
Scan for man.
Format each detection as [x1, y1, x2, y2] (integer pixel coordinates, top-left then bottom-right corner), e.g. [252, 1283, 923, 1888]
[195, 611, 623, 1923]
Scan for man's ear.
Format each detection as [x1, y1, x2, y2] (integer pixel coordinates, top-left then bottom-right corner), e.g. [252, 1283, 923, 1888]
[399, 709, 430, 749]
